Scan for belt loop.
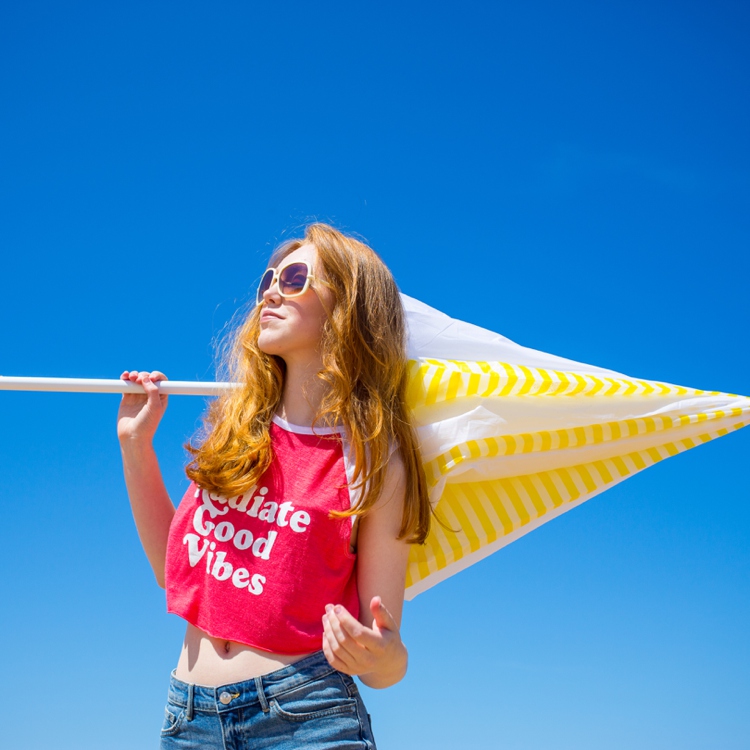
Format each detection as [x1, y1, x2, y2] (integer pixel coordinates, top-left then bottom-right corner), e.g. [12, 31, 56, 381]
[186, 683, 195, 721]
[254, 676, 270, 713]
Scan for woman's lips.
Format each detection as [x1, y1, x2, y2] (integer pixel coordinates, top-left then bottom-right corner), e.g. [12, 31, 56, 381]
[260, 311, 283, 321]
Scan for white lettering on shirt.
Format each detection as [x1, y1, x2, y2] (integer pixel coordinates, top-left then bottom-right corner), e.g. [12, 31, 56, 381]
[183, 485, 310, 598]
[252, 531, 277, 560]
[276, 501, 294, 526]
[211, 551, 233, 581]
[183, 534, 210, 567]
[290, 510, 311, 533]
[246, 487, 269, 517]
[248, 574, 265, 595]
[258, 501, 278, 523]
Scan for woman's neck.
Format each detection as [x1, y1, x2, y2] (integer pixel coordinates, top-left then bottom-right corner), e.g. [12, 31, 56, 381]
[277, 355, 332, 428]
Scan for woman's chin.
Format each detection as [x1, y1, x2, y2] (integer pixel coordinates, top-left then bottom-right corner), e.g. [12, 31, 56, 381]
[257, 334, 285, 357]
[257, 341, 276, 356]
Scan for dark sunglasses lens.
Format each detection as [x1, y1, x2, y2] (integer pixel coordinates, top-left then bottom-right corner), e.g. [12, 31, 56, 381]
[279, 263, 309, 296]
[257, 269, 274, 303]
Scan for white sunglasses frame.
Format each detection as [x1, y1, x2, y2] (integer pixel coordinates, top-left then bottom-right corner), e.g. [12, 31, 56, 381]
[255, 260, 331, 305]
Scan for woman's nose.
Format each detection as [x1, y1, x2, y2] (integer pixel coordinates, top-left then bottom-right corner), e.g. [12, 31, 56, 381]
[262, 276, 281, 302]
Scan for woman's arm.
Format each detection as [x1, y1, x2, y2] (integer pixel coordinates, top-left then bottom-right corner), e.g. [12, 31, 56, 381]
[321, 452, 411, 688]
[117, 370, 175, 589]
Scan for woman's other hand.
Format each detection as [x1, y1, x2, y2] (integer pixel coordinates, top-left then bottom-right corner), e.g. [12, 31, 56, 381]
[117, 370, 169, 444]
[321, 595, 408, 688]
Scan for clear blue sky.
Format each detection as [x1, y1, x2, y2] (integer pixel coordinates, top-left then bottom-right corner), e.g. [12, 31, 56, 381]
[1, 2, 748, 748]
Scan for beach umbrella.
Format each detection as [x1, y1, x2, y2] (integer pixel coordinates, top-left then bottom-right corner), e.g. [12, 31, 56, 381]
[3, 294, 747, 599]
[400, 296, 748, 598]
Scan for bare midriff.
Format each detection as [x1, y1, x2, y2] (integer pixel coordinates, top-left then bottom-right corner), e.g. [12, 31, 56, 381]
[173, 623, 315, 687]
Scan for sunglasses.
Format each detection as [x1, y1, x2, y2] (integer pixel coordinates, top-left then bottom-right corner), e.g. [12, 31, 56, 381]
[255, 261, 328, 305]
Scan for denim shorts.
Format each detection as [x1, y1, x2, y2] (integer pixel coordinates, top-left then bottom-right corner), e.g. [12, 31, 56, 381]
[159, 650, 377, 749]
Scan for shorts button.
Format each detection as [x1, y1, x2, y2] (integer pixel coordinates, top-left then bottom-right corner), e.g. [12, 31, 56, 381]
[219, 691, 233, 705]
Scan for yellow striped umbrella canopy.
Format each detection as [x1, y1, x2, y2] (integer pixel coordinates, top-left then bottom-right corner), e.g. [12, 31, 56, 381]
[401, 295, 750, 599]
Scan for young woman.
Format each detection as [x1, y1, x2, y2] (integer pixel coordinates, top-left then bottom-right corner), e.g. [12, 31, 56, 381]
[117, 223, 430, 748]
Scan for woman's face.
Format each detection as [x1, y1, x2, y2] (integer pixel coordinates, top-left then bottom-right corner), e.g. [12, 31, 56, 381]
[256, 244, 334, 363]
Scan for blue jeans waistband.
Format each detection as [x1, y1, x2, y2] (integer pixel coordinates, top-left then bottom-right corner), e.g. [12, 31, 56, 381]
[167, 650, 343, 715]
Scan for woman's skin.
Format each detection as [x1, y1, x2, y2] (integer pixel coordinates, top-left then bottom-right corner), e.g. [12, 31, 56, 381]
[118, 244, 410, 689]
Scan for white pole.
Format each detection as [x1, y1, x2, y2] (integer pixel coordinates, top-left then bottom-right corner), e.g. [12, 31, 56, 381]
[0, 376, 237, 396]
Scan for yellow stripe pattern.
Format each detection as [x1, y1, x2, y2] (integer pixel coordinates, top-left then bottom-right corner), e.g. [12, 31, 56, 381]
[406, 357, 728, 406]
[404, 358, 749, 596]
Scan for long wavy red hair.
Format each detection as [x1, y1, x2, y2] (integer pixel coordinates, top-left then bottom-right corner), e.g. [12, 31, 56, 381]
[185, 223, 430, 544]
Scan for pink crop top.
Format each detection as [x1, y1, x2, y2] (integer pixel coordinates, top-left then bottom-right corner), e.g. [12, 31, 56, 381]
[164, 415, 361, 654]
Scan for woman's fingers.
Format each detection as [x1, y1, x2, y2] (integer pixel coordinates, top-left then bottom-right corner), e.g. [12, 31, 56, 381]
[117, 369, 169, 442]
[141, 375, 162, 403]
[322, 601, 406, 680]
[139, 372, 169, 409]
[120, 370, 168, 395]
[322, 612, 358, 672]
[145, 372, 168, 402]
[332, 604, 385, 651]
[322, 630, 346, 671]
[323, 604, 384, 672]
[369, 596, 398, 633]
[324, 607, 362, 658]
[120, 370, 168, 382]
[329, 606, 370, 651]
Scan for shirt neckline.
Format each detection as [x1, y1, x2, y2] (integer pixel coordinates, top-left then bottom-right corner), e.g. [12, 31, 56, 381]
[271, 414, 342, 435]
